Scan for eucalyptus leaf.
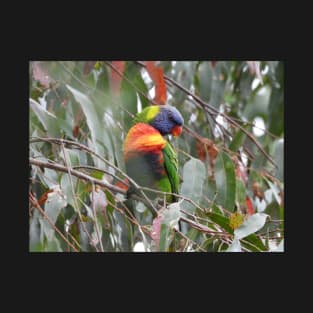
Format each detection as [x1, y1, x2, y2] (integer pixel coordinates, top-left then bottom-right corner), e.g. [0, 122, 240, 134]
[210, 62, 227, 108]
[229, 130, 247, 152]
[158, 224, 173, 252]
[236, 178, 246, 205]
[226, 238, 242, 252]
[198, 62, 213, 101]
[66, 84, 112, 168]
[272, 139, 284, 181]
[206, 211, 233, 233]
[29, 98, 60, 137]
[234, 213, 268, 239]
[214, 152, 236, 212]
[180, 158, 206, 214]
[162, 202, 181, 229]
[40, 189, 67, 241]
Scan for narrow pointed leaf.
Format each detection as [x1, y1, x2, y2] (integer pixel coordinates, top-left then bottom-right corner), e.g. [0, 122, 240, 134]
[180, 158, 206, 214]
[214, 151, 236, 212]
[234, 213, 268, 239]
[226, 238, 242, 252]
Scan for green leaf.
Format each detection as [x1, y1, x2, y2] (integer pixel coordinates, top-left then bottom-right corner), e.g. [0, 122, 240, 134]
[229, 130, 247, 152]
[226, 238, 241, 252]
[236, 178, 246, 205]
[45, 61, 76, 83]
[234, 213, 268, 239]
[60, 175, 79, 211]
[158, 203, 181, 252]
[120, 74, 138, 130]
[29, 210, 41, 250]
[159, 223, 172, 252]
[45, 237, 63, 252]
[206, 211, 233, 233]
[272, 139, 284, 181]
[40, 189, 67, 241]
[180, 158, 206, 214]
[66, 84, 113, 167]
[198, 62, 213, 101]
[210, 62, 227, 108]
[243, 233, 268, 251]
[162, 202, 182, 228]
[268, 62, 284, 136]
[214, 151, 236, 212]
[134, 70, 150, 109]
[29, 98, 61, 137]
[172, 62, 196, 104]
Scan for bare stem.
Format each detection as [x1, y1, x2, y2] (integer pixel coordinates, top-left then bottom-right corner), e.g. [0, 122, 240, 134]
[91, 183, 104, 252]
[60, 142, 98, 251]
[30, 157, 126, 194]
[29, 192, 79, 252]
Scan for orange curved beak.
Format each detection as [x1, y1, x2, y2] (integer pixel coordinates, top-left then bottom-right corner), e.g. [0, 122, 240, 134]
[171, 125, 183, 137]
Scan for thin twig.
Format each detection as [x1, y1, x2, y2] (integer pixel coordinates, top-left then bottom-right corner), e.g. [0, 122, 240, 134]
[179, 216, 232, 237]
[73, 165, 129, 187]
[29, 192, 79, 252]
[30, 157, 126, 194]
[91, 183, 104, 251]
[173, 229, 207, 252]
[60, 142, 98, 251]
[135, 61, 277, 168]
[140, 186, 204, 212]
[30, 137, 158, 214]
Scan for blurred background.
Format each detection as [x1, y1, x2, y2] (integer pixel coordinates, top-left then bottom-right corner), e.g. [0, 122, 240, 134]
[29, 61, 284, 252]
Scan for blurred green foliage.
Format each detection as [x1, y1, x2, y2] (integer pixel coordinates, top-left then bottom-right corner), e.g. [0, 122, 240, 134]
[29, 61, 284, 252]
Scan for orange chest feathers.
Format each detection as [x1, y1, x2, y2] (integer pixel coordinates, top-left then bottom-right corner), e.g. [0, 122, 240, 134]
[123, 123, 166, 160]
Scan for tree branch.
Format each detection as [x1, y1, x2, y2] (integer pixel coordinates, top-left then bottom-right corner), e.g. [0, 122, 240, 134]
[134, 61, 277, 168]
[30, 137, 158, 214]
[29, 192, 80, 252]
[29, 158, 127, 195]
[179, 216, 232, 237]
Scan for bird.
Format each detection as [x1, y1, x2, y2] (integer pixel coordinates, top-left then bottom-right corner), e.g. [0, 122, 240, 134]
[123, 105, 184, 206]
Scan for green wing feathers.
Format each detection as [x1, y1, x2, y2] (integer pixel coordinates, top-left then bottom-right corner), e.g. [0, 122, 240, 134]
[163, 141, 179, 196]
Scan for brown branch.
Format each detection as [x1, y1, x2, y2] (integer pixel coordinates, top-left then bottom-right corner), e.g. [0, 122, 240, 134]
[30, 137, 158, 214]
[73, 165, 129, 187]
[29, 192, 79, 252]
[91, 183, 104, 251]
[30, 158, 127, 194]
[173, 229, 207, 252]
[166, 76, 276, 168]
[135, 61, 277, 168]
[179, 216, 232, 237]
[140, 186, 204, 212]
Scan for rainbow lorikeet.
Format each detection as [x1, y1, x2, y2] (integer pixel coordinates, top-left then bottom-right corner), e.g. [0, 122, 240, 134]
[123, 105, 184, 204]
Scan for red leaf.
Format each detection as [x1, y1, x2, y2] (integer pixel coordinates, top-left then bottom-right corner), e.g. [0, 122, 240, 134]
[73, 125, 80, 138]
[245, 196, 254, 215]
[145, 61, 167, 105]
[32, 61, 51, 88]
[83, 61, 97, 75]
[114, 178, 129, 191]
[110, 61, 125, 95]
[196, 137, 218, 162]
[211, 61, 217, 68]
